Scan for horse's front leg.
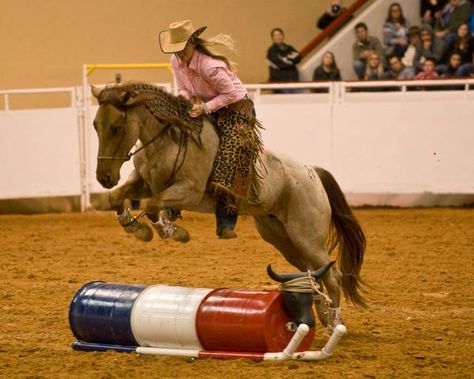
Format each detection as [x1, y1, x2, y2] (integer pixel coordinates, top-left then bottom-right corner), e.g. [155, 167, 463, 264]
[145, 179, 203, 243]
[110, 170, 154, 241]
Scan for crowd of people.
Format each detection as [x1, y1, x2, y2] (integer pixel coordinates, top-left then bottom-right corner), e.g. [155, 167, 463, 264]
[267, 0, 474, 88]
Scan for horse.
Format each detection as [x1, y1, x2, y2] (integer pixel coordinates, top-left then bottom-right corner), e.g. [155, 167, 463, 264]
[91, 82, 366, 329]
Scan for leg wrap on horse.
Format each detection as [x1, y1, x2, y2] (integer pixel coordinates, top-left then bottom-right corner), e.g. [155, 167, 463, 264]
[327, 307, 343, 330]
[208, 98, 264, 210]
[152, 212, 190, 243]
[117, 209, 153, 242]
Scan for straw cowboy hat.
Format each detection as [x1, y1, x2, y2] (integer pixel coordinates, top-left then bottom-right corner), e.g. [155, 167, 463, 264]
[159, 20, 207, 53]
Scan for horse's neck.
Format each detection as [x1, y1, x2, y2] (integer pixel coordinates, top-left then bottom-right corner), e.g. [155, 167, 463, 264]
[136, 107, 166, 146]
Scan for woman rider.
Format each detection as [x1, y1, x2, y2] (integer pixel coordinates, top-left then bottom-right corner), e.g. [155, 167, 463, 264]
[159, 20, 263, 239]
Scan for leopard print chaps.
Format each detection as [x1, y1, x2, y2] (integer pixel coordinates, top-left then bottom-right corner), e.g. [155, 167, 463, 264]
[209, 98, 264, 210]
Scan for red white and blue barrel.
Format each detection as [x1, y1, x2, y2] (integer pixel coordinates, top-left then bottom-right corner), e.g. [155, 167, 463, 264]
[69, 282, 315, 355]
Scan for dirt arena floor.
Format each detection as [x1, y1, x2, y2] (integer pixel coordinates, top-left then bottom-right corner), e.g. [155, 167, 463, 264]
[0, 208, 472, 378]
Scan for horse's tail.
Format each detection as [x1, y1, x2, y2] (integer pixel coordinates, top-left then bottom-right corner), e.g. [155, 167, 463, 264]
[314, 166, 367, 308]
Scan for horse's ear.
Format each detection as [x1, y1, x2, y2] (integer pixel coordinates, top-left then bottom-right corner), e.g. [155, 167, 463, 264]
[91, 85, 102, 99]
[123, 93, 148, 108]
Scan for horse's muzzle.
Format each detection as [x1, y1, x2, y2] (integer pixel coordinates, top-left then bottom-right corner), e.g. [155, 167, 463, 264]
[97, 173, 115, 189]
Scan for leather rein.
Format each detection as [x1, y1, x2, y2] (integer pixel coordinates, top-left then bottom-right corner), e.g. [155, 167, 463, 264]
[96, 109, 189, 187]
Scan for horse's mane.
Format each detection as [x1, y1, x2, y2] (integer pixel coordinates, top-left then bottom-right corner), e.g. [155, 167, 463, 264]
[101, 81, 204, 147]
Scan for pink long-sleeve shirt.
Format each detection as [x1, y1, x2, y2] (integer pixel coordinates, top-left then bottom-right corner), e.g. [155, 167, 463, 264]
[171, 50, 247, 113]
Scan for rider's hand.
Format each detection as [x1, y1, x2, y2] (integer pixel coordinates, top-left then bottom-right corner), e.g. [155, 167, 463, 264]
[189, 103, 208, 118]
[190, 96, 201, 105]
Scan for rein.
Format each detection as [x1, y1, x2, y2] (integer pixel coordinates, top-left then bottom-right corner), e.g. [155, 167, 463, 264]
[97, 108, 189, 187]
[96, 112, 170, 162]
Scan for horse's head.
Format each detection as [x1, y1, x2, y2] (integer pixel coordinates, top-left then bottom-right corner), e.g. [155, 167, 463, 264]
[91, 85, 146, 188]
[267, 262, 335, 327]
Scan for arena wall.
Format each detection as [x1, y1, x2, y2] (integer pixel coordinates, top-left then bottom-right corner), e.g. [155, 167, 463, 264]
[1, 82, 472, 213]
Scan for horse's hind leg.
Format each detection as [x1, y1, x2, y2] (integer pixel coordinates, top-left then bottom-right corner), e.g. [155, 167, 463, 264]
[254, 215, 340, 328]
[255, 205, 342, 327]
[254, 215, 308, 271]
[281, 201, 344, 329]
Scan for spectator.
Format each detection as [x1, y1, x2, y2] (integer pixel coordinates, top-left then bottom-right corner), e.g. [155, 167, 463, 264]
[456, 59, 474, 76]
[364, 51, 385, 80]
[313, 51, 342, 80]
[353, 22, 383, 79]
[470, 10, 474, 36]
[415, 57, 440, 79]
[447, 23, 474, 64]
[415, 26, 448, 71]
[317, 0, 352, 30]
[441, 51, 464, 76]
[402, 26, 422, 69]
[421, 0, 448, 28]
[434, 0, 472, 46]
[267, 27, 301, 93]
[383, 54, 416, 79]
[312, 51, 341, 92]
[383, 2, 410, 58]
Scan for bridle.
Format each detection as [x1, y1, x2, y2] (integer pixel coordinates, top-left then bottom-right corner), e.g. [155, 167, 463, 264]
[97, 111, 158, 162]
[96, 108, 189, 187]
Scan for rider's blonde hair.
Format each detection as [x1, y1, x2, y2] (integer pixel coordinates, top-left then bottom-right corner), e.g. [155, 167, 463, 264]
[191, 33, 238, 71]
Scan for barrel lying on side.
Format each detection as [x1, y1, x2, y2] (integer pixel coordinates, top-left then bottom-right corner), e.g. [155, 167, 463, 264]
[69, 281, 315, 353]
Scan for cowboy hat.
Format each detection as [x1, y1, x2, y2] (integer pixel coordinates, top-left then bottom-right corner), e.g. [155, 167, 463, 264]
[159, 20, 207, 53]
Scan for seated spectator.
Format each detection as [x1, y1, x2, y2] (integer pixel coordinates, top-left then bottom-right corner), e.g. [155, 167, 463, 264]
[470, 10, 474, 37]
[383, 2, 410, 58]
[434, 0, 472, 46]
[353, 22, 383, 79]
[415, 26, 448, 71]
[383, 54, 416, 79]
[447, 23, 474, 64]
[456, 50, 474, 76]
[402, 26, 422, 69]
[456, 61, 474, 76]
[317, 0, 352, 31]
[421, 0, 448, 28]
[416, 57, 440, 79]
[313, 51, 342, 80]
[312, 51, 341, 92]
[441, 51, 464, 76]
[266, 28, 301, 93]
[440, 51, 466, 90]
[364, 51, 385, 80]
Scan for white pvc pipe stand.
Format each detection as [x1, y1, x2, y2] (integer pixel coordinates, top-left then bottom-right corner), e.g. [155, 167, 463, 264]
[133, 324, 347, 361]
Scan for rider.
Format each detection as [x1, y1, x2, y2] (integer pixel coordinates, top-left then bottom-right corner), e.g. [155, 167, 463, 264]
[159, 20, 263, 239]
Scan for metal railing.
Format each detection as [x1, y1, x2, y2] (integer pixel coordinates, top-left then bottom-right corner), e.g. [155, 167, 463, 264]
[300, 0, 371, 59]
[1, 77, 473, 210]
[0, 87, 76, 111]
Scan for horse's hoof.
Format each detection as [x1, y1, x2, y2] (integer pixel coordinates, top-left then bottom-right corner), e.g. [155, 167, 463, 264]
[172, 226, 190, 243]
[218, 227, 237, 239]
[133, 223, 154, 242]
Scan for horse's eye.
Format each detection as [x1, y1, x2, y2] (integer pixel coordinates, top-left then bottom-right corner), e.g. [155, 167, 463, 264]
[111, 125, 121, 135]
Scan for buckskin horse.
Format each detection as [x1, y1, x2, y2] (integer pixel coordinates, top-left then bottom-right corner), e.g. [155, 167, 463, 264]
[91, 82, 366, 328]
